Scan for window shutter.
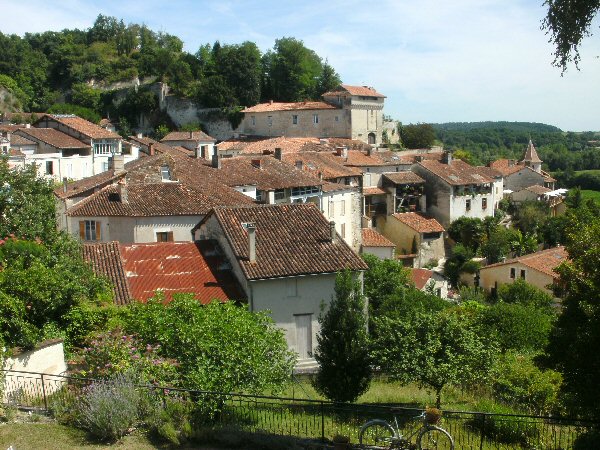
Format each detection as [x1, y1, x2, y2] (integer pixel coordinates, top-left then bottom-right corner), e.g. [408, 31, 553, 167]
[79, 221, 85, 240]
[167, 231, 174, 242]
[95, 221, 101, 241]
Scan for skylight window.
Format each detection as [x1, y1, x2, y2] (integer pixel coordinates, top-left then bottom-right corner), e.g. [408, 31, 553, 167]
[160, 165, 171, 181]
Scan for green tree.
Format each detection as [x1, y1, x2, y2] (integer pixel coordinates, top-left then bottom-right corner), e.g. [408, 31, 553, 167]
[70, 82, 102, 110]
[448, 217, 485, 252]
[481, 227, 520, 264]
[443, 243, 474, 287]
[361, 253, 411, 316]
[373, 310, 497, 408]
[263, 37, 324, 102]
[545, 216, 600, 417]
[512, 201, 548, 235]
[542, 0, 600, 70]
[316, 61, 341, 96]
[400, 123, 436, 149]
[313, 271, 371, 403]
[123, 296, 295, 394]
[497, 278, 555, 311]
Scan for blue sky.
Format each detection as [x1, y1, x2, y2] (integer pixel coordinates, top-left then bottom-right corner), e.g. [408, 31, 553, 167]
[3, 0, 600, 131]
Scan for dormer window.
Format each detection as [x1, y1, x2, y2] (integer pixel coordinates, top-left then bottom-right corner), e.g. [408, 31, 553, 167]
[160, 165, 171, 181]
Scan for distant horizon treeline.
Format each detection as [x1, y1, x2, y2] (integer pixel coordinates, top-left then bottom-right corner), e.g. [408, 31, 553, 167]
[0, 14, 342, 117]
[430, 121, 600, 173]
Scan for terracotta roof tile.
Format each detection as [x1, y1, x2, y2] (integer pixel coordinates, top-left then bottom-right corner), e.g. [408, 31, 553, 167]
[120, 241, 244, 303]
[482, 247, 568, 278]
[524, 185, 552, 194]
[10, 134, 36, 146]
[409, 268, 434, 290]
[392, 212, 445, 233]
[38, 114, 121, 139]
[67, 182, 238, 217]
[362, 228, 395, 247]
[15, 128, 89, 149]
[522, 140, 542, 163]
[322, 84, 386, 98]
[128, 135, 176, 154]
[242, 101, 339, 113]
[162, 130, 215, 142]
[282, 151, 362, 179]
[217, 136, 372, 156]
[363, 187, 387, 196]
[218, 156, 324, 191]
[489, 159, 527, 176]
[419, 159, 494, 185]
[205, 204, 368, 280]
[382, 172, 425, 185]
[82, 242, 132, 305]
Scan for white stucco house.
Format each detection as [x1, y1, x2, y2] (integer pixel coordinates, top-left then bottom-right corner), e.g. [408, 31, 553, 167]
[193, 203, 368, 368]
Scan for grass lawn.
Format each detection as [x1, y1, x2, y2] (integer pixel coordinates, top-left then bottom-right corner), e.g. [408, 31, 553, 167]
[580, 189, 600, 202]
[0, 423, 161, 450]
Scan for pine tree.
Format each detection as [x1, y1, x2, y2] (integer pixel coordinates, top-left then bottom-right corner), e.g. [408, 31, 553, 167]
[313, 270, 371, 403]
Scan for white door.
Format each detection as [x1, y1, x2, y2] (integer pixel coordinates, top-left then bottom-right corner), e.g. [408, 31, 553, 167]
[295, 314, 312, 360]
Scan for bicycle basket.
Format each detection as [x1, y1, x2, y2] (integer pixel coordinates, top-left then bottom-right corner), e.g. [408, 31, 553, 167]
[424, 407, 442, 425]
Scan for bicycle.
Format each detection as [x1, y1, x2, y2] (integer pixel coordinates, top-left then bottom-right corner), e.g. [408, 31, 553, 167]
[358, 407, 454, 449]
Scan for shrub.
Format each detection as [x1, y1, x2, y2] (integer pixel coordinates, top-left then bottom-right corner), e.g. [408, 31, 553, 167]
[493, 353, 562, 415]
[145, 396, 194, 445]
[469, 399, 539, 446]
[76, 374, 140, 441]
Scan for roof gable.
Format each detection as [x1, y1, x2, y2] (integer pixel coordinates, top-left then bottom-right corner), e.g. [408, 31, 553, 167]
[36, 114, 121, 139]
[418, 159, 494, 185]
[392, 212, 445, 233]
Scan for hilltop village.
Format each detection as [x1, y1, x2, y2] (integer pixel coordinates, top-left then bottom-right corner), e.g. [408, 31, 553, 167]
[0, 84, 568, 364]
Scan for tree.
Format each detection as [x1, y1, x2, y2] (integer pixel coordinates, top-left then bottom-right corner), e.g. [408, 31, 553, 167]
[400, 123, 436, 149]
[316, 61, 341, 96]
[447, 217, 485, 252]
[361, 254, 411, 316]
[545, 216, 600, 417]
[313, 271, 371, 403]
[373, 310, 497, 408]
[512, 201, 548, 235]
[123, 296, 295, 395]
[542, 0, 600, 70]
[443, 243, 474, 286]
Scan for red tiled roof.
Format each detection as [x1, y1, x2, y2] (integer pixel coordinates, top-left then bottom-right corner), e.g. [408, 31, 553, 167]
[482, 247, 568, 278]
[10, 134, 36, 146]
[120, 241, 244, 303]
[524, 185, 552, 194]
[38, 114, 121, 139]
[418, 159, 494, 185]
[282, 151, 363, 179]
[322, 84, 386, 98]
[203, 204, 368, 280]
[219, 156, 324, 191]
[409, 268, 434, 290]
[162, 130, 215, 142]
[82, 242, 132, 305]
[67, 182, 238, 217]
[392, 212, 445, 233]
[522, 139, 542, 163]
[217, 136, 372, 157]
[363, 187, 387, 196]
[362, 229, 395, 247]
[382, 172, 425, 185]
[489, 159, 527, 176]
[15, 128, 89, 149]
[128, 135, 176, 154]
[242, 101, 339, 113]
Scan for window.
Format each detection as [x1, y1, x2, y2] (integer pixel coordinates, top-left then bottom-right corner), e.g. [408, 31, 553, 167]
[79, 220, 100, 241]
[313, 114, 319, 124]
[267, 115, 273, 126]
[335, 116, 339, 122]
[510, 268, 516, 279]
[286, 279, 298, 297]
[291, 186, 319, 197]
[466, 199, 471, 211]
[340, 200, 346, 216]
[251, 116, 256, 126]
[520, 269, 526, 280]
[160, 165, 171, 181]
[482, 198, 488, 210]
[436, 288, 442, 297]
[256, 190, 264, 202]
[423, 232, 441, 240]
[101, 161, 109, 172]
[45, 161, 53, 175]
[341, 223, 346, 238]
[292, 115, 298, 125]
[94, 141, 115, 155]
[156, 231, 174, 242]
[274, 189, 286, 200]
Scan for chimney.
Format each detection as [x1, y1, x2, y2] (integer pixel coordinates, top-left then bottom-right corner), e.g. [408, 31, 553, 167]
[508, 159, 515, 167]
[25, 123, 31, 129]
[415, 155, 424, 162]
[247, 222, 256, 262]
[211, 154, 221, 169]
[112, 154, 125, 173]
[366, 147, 372, 156]
[342, 147, 348, 159]
[251, 159, 261, 168]
[443, 150, 453, 165]
[62, 177, 68, 193]
[329, 221, 336, 242]
[148, 143, 154, 156]
[189, 131, 193, 139]
[117, 178, 128, 203]
[136, 133, 143, 139]
[295, 160, 303, 170]
[274, 147, 282, 160]
[335, 147, 343, 156]
[269, 100, 274, 105]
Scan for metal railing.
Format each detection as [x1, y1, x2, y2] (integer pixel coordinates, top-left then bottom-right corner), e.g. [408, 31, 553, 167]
[3, 369, 597, 449]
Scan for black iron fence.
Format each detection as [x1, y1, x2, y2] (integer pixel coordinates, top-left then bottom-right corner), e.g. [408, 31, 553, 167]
[2, 369, 598, 449]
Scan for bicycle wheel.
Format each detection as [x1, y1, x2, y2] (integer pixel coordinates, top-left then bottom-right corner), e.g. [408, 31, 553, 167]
[359, 419, 397, 449]
[417, 426, 454, 450]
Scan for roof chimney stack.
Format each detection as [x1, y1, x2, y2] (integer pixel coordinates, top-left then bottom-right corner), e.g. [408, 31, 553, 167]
[443, 150, 453, 165]
[269, 99, 274, 105]
[189, 131, 193, 139]
[148, 143, 154, 156]
[247, 222, 256, 262]
[295, 160, 303, 170]
[62, 177, 68, 193]
[112, 154, 125, 174]
[117, 178, 128, 203]
[274, 147, 282, 160]
[211, 154, 221, 169]
[329, 221, 336, 242]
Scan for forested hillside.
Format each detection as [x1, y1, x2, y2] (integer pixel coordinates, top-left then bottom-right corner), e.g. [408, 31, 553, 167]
[432, 122, 600, 173]
[0, 14, 341, 126]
